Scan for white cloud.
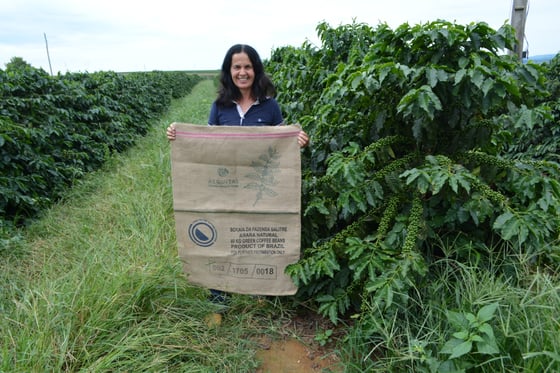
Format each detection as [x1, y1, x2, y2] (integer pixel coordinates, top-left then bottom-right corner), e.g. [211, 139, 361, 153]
[1, 0, 558, 72]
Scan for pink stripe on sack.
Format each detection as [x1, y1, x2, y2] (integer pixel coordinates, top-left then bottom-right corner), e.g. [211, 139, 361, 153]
[176, 130, 300, 139]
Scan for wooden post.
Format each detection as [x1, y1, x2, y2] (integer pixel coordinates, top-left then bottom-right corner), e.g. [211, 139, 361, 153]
[509, 0, 529, 60]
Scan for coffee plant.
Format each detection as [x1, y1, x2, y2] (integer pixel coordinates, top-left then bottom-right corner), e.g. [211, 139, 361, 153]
[268, 20, 560, 325]
[499, 54, 560, 161]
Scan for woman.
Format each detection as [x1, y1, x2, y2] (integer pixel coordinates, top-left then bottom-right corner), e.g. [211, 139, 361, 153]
[167, 44, 308, 313]
[166, 44, 309, 147]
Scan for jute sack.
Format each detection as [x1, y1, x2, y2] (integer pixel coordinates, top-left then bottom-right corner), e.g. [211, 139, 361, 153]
[170, 123, 301, 295]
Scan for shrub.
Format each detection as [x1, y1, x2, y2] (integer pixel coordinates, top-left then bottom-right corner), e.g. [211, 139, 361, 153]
[268, 20, 560, 370]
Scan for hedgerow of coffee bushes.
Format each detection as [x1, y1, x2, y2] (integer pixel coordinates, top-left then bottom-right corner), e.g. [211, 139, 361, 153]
[0, 60, 201, 225]
[267, 20, 560, 370]
[499, 54, 560, 161]
[268, 20, 560, 320]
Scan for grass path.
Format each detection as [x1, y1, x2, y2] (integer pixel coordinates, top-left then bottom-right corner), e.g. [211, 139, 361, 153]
[1, 79, 301, 372]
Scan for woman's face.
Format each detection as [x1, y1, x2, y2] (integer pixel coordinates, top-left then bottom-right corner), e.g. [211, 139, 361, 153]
[230, 52, 254, 92]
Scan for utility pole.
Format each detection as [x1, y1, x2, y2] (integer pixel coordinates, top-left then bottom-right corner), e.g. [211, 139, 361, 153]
[44, 33, 53, 76]
[509, 0, 529, 60]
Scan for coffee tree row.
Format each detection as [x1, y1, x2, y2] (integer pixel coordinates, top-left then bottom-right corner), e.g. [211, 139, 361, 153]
[267, 21, 560, 322]
[0, 59, 202, 226]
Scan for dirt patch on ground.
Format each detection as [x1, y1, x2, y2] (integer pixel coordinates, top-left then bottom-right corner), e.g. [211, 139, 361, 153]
[255, 337, 341, 372]
[254, 309, 344, 372]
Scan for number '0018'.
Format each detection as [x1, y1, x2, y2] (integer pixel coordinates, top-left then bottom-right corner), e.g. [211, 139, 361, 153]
[256, 267, 274, 275]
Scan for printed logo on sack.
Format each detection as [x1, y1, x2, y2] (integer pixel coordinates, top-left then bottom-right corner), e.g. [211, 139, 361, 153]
[208, 167, 239, 188]
[217, 167, 229, 177]
[188, 219, 217, 247]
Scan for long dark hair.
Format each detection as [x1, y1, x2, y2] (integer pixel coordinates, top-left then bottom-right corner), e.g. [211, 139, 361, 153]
[216, 44, 276, 107]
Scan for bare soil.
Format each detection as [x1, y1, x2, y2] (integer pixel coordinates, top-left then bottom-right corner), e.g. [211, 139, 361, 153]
[254, 310, 344, 372]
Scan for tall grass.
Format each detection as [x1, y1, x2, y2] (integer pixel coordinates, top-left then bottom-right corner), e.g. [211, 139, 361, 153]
[0, 79, 285, 372]
[340, 239, 560, 372]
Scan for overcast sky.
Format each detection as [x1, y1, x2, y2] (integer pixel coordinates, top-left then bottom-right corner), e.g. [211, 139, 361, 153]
[1, 0, 557, 73]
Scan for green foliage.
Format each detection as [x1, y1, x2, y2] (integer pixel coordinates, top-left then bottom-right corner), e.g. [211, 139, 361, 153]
[388, 303, 502, 372]
[314, 328, 334, 347]
[440, 303, 500, 364]
[4, 56, 33, 71]
[499, 53, 560, 161]
[268, 19, 560, 370]
[0, 61, 202, 225]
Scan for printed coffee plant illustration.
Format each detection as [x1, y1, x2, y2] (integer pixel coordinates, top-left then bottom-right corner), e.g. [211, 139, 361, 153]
[244, 146, 281, 205]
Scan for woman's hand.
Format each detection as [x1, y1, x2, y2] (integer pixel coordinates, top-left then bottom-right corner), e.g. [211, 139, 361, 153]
[166, 123, 176, 141]
[297, 130, 309, 148]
